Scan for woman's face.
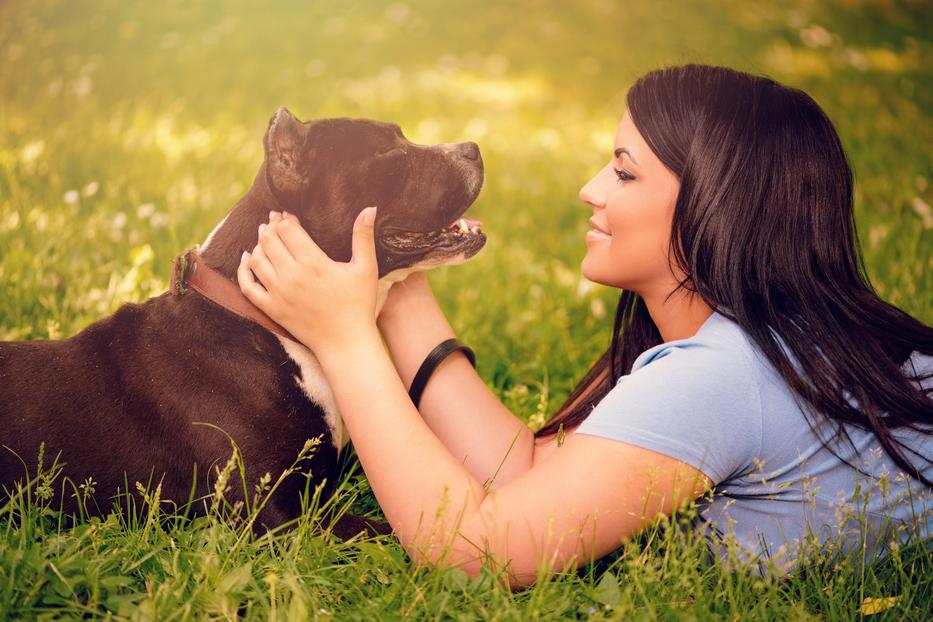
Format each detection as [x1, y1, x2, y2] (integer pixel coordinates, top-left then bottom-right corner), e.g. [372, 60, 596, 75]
[579, 111, 682, 294]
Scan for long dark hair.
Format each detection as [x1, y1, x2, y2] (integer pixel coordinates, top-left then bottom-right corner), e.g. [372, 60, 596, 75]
[536, 64, 933, 487]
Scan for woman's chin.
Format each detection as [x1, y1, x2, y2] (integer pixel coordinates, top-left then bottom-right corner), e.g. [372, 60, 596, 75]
[580, 257, 611, 287]
[581, 256, 634, 290]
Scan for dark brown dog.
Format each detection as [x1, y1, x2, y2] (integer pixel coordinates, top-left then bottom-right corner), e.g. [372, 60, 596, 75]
[0, 107, 486, 534]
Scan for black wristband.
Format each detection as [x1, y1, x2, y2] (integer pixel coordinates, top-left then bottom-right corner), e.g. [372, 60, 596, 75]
[408, 338, 476, 409]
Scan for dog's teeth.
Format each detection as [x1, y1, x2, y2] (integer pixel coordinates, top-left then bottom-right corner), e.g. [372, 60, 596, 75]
[458, 218, 469, 234]
[470, 226, 481, 234]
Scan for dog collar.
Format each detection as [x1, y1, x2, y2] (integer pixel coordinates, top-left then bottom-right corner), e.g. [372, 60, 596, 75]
[170, 249, 298, 342]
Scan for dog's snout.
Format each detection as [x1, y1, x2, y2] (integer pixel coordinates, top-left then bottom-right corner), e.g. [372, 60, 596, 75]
[458, 142, 480, 161]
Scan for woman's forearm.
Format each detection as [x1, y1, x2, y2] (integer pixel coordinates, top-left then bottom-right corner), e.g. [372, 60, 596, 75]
[377, 292, 535, 488]
[316, 327, 488, 561]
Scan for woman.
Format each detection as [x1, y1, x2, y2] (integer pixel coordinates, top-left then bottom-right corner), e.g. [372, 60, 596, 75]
[238, 64, 933, 584]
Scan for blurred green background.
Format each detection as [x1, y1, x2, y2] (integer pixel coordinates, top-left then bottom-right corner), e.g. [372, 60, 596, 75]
[1, 0, 930, 420]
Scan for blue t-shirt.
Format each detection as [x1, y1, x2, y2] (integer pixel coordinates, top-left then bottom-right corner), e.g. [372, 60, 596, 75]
[574, 311, 933, 574]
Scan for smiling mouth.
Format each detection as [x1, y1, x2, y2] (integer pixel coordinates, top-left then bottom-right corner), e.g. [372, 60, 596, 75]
[382, 217, 487, 261]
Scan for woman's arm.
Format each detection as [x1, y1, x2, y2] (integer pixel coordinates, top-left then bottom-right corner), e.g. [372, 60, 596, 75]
[377, 273, 534, 488]
[238, 211, 712, 587]
[304, 321, 710, 587]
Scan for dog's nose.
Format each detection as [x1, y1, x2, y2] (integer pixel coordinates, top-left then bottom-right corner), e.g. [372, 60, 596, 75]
[458, 141, 480, 161]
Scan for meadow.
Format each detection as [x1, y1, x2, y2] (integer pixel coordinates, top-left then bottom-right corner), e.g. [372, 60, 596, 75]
[1, 0, 931, 619]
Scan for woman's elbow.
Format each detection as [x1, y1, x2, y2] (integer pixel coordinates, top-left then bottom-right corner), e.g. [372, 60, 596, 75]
[408, 544, 543, 590]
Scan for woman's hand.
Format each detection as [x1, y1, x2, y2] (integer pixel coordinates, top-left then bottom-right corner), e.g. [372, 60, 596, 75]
[237, 207, 379, 357]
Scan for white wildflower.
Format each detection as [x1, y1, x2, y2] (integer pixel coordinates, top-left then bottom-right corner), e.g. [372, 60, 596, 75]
[800, 24, 833, 48]
[21, 140, 45, 165]
[535, 128, 562, 150]
[844, 48, 867, 71]
[81, 181, 99, 197]
[910, 197, 932, 229]
[150, 212, 170, 228]
[73, 75, 93, 97]
[161, 32, 180, 48]
[590, 298, 606, 318]
[463, 117, 488, 139]
[384, 3, 410, 25]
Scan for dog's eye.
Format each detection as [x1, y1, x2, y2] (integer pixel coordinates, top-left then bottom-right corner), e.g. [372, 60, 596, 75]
[376, 147, 406, 158]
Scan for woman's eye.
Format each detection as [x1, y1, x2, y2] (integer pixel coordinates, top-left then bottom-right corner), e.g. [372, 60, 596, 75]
[614, 167, 636, 182]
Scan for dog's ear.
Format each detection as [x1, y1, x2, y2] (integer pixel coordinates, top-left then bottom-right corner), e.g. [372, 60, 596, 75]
[265, 106, 305, 170]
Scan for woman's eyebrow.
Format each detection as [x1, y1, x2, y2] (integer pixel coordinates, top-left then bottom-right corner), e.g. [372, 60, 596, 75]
[614, 147, 638, 165]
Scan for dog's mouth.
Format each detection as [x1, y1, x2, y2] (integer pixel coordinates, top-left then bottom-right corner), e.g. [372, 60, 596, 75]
[381, 217, 486, 264]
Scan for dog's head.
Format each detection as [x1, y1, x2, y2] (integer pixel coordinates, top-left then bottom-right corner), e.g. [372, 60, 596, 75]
[262, 107, 485, 277]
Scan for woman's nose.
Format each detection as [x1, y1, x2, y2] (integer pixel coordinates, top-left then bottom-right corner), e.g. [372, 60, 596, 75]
[579, 173, 606, 209]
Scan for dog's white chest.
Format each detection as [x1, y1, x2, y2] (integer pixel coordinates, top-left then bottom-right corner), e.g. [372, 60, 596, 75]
[274, 269, 421, 451]
[276, 337, 348, 450]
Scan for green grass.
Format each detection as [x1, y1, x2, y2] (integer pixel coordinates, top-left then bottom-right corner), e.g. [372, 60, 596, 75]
[1, 0, 931, 619]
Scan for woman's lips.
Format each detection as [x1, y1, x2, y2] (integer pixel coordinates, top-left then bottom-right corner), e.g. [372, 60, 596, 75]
[586, 229, 611, 242]
[587, 218, 611, 241]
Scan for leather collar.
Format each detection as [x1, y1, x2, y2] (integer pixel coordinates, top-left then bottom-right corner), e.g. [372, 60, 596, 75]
[170, 249, 297, 342]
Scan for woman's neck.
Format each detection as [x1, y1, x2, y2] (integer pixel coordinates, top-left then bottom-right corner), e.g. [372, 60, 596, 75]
[640, 283, 714, 343]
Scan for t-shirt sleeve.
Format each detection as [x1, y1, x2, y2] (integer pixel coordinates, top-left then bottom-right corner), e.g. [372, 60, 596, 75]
[574, 344, 763, 484]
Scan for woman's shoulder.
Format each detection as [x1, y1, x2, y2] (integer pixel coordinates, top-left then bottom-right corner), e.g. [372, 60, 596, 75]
[578, 311, 765, 483]
[627, 310, 764, 384]
[903, 349, 933, 384]
[592, 310, 767, 430]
